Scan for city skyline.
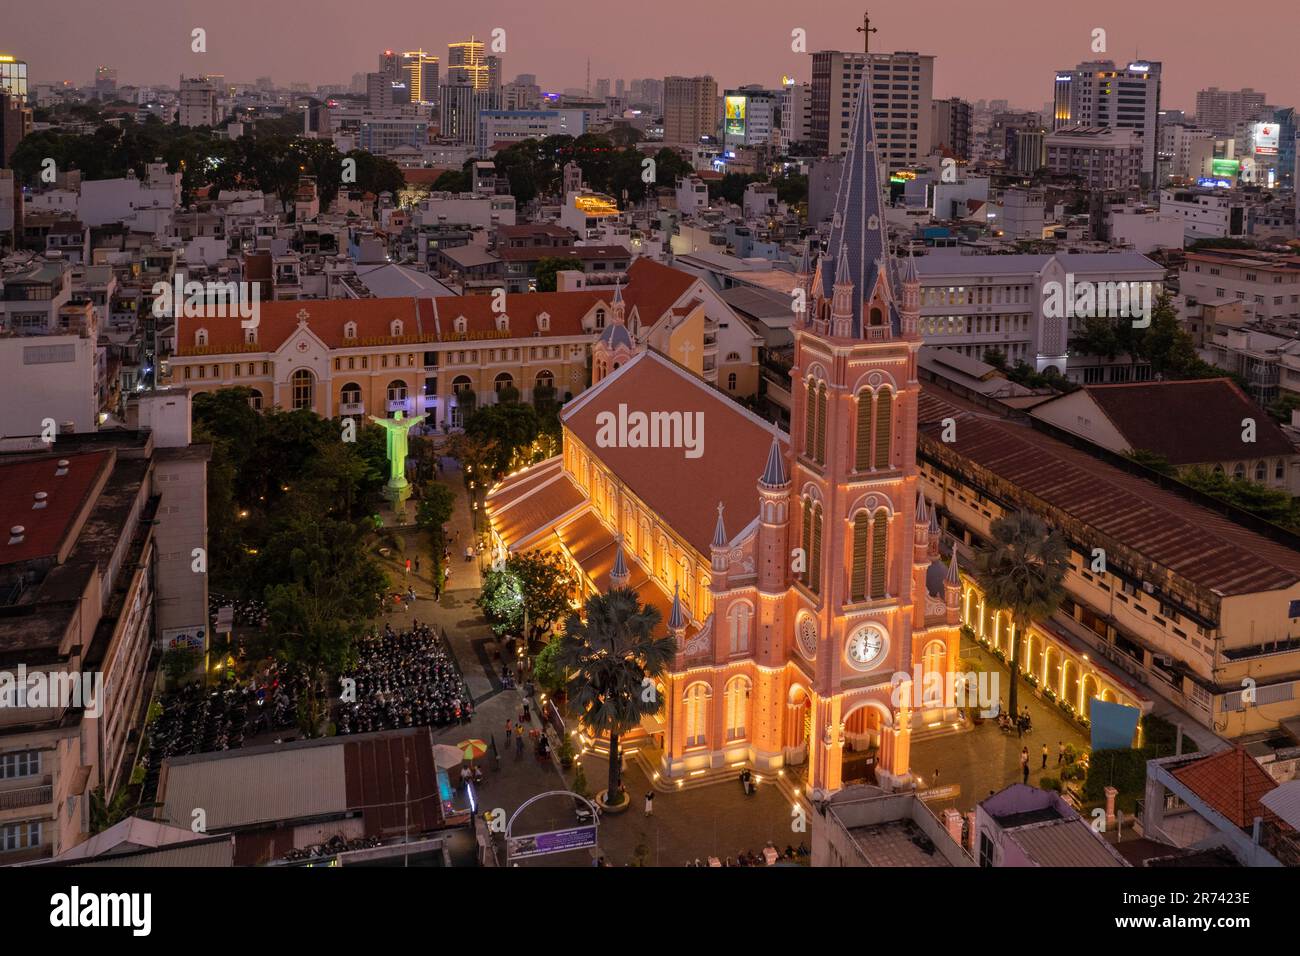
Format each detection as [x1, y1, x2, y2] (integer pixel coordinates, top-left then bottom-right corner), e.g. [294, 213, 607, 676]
[5, 0, 1298, 111]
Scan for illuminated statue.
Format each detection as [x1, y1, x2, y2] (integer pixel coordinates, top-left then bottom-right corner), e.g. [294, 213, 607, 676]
[369, 409, 426, 508]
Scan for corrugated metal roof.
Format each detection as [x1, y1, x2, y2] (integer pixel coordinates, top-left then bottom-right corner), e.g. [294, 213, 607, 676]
[1007, 819, 1125, 867]
[1260, 780, 1300, 830]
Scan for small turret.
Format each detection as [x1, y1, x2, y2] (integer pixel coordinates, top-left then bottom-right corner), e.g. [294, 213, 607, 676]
[610, 533, 630, 589]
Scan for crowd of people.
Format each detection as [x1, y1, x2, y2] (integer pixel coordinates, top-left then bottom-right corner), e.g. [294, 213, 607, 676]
[207, 592, 269, 627]
[336, 621, 474, 735]
[684, 843, 809, 866]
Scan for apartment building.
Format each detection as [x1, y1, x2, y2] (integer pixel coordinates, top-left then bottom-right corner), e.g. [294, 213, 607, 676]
[810, 50, 934, 164]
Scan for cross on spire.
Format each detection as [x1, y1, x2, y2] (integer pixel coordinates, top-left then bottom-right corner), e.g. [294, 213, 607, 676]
[856, 10, 878, 54]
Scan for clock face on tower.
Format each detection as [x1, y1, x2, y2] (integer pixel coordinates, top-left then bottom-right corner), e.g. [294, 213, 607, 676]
[845, 624, 887, 672]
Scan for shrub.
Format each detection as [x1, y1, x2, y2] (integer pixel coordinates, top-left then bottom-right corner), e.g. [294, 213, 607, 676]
[1039, 776, 1063, 792]
[1024, 673, 1039, 688]
[1043, 688, 1056, 702]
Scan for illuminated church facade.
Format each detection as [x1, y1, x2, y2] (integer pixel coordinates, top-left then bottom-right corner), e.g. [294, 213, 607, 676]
[485, 67, 961, 792]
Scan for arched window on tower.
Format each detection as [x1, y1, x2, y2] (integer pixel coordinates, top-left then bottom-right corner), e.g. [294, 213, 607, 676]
[800, 498, 813, 589]
[804, 380, 817, 458]
[855, 391, 872, 471]
[684, 683, 711, 748]
[810, 503, 824, 594]
[850, 511, 870, 601]
[728, 603, 752, 655]
[874, 388, 893, 469]
[724, 676, 751, 741]
[869, 508, 889, 599]
[870, 306, 884, 327]
[815, 383, 828, 464]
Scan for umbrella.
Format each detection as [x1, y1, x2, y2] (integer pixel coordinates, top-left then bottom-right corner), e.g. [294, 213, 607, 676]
[432, 744, 466, 769]
[457, 739, 488, 761]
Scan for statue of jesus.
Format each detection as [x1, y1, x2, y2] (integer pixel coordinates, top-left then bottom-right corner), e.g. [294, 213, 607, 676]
[369, 409, 427, 507]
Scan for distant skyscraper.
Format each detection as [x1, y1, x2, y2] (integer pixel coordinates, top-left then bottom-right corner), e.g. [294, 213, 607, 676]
[809, 50, 934, 163]
[663, 75, 717, 145]
[595, 78, 611, 99]
[0, 55, 28, 102]
[401, 50, 440, 104]
[1195, 87, 1267, 136]
[447, 37, 491, 91]
[1052, 59, 1162, 187]
[93, 66, 117, 95]
[931, 97, 972, 160]
[440, 78, 498, 145]
[615, 78, 625, 98]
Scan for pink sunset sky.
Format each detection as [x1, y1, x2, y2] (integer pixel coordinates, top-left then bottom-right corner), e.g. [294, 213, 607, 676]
[6, 0, 1293, 112]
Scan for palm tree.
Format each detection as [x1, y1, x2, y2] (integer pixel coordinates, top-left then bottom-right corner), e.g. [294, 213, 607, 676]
[973, 511, 1070, 718]
[555, 588, 676, 806]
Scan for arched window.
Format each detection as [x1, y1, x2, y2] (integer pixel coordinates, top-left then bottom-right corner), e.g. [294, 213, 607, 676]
[390, 319, 404, 337]
[804, 380, 817, 457]
[452, 375, 473, 394]
[387, 379, 408, 408]
[247, 388, 263, 412]
[874, 388, 893, 469]
[290, 368, 314, 410]
[725, 351, 741, 362]
[1254, 461, 1266, 481]
[921, 641, 948, 707]
[724, 676, 751, 741]
[535, 369, 554, 390]
[815, 383, 828, 464]
[453, 316, 467, 334]
[195, 328, 208, 347]
[341, 381, 362, 407]
[679, 557, 691, 611]
[800, 498, 813, 588]
[244, 327, 257, 344]
[855, 391, 872, 471]
[850, 511, 870, 601]
[1233, 463, 1246, 479]
[343, 321, 357, 340]
[869, 508, 889, 599]
[494, 372, 514, 393]
[869, 306, 884, 327]
[810, 503, 824, 594]
[728, 603, 752, 655]
[727, 372, 737, 391]
[684, 683, 711, 748]
[595, 308, 606, 330]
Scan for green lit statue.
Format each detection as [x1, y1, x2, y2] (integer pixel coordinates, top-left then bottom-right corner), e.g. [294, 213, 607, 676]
[370, 409, 426, 508]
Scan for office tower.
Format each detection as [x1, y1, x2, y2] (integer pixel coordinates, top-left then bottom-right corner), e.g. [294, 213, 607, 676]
[615, 78, 625, 98]
[780, 81, 812, 152]
[0, 92, 32, 166]
[439, 78, 499, 145]
[379, 50, 402, 80]
[515, 73, 537, 87]
[1195, 87, 1267, 136]
[663, 75, 717, 145]
[809, 50, 934, 163]
[0, 55, 28, 102]
[447, 37, 491, 91]
[595, 78, 611, 99]
[486, 55, 502, 91]
[366, 72, 394, 110]
[401, 50, 439, 103]
[177, 76, 220, 128]
[1052, 59, 1162, 187]
[931, 97, 972, 159]
[93, 66, 117, 95]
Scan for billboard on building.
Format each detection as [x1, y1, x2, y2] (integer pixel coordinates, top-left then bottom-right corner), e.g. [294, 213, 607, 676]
[1211, 158, 1240, 178]
[1254, 123, 1279, 155]
[724, 95, 746, 139]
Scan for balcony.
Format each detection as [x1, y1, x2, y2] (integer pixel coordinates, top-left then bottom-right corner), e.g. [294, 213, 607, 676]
[340, 401, 365, 415]
[0, 783, 53, 811]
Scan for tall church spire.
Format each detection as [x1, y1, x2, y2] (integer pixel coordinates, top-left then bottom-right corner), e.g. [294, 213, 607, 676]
[817, 46, 900, 338]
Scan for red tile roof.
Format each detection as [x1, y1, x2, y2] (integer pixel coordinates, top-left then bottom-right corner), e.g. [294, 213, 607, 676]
[1171, 747, 1289, 831]
[623, 258, 698, 331]
[1080, 379, 1295, 464]
[918, 388, 1300, 595]
[0, 452, 112, 567]
[562, 350, 785, 556]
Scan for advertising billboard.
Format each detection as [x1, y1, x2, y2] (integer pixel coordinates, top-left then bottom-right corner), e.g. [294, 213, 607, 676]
[1254, 122, 1279, 155]
[1211, 158, 1240, 178]
[724, 95, 746, 139]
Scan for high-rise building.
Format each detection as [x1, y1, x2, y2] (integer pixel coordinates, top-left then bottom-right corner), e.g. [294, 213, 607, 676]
[0, 55, 28, 102]
[400, 50, 440, 104]
[439, 79, 499, 145]
[378, 50, 402, 80]
[779, 81, 812, 152]
[447, 37, 492, 91]
[595, 78, 611, 100]
[1052, 60, 1162, 187]
[663, 75, 717, 145]
[1195, 87, 1267, 136]
[366, 72, 394, 111]
[722, 86, 780, 149]
[0, 92, 32, 166]
[177, 76, 220, 128]
[93, 66, 117, 95]
[931, 97, 972, 160]
[809, 50, 934, 164]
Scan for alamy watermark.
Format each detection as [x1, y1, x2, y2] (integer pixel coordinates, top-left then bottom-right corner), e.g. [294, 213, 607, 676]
[890, 665, 1000, 717]
[0, 664, 103, 718]
[151, 271, 261, 329]
[1042, 275, 1152, 328]
[594, 403, 705, 459]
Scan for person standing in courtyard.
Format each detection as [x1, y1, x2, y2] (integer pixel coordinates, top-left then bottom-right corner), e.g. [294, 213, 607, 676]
[644, 791, 654, 817]
[1058, 741, 1065, 765]
[1020, 747, 1030, 785]
[505, 719, 513, 745]
[414, 555, 421, 575]
[1041, 743, 1048, 769]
